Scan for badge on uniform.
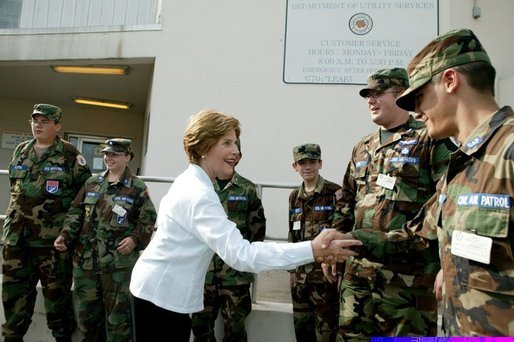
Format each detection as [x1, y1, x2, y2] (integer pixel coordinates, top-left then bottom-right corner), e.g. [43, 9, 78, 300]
[14, 179, 21, 192]
[377, 174, 396, 190]
[76, 154, 87, 166]
[117, 213, 127, 224]
[451, 230, 492, 264]
[45, 180, 59, 194]
[113, 204, 127, 224]
[85, 205, 92, 218]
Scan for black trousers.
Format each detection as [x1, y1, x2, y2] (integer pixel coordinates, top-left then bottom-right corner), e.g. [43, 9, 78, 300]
[133, 296, 191, 341]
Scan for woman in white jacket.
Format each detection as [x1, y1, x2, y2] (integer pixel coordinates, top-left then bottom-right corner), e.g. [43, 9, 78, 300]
[129, 109, 361, 341]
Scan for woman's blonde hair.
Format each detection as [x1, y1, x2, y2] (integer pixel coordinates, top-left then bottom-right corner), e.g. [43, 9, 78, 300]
[183, 109, 241, 164]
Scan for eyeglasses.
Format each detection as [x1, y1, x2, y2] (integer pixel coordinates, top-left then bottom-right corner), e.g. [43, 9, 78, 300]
[28, 119, 53, 126]
[364, 90, 400, 99]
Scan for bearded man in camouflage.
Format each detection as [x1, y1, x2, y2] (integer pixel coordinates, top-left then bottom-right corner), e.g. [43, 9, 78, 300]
[339, 28, 514, 336]
[2, 104, 91, 342]
[191, 140, 266, 341]
[332, 68, 454, 339]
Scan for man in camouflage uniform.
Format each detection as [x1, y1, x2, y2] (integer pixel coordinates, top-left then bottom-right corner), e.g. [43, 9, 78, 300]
[349, 29, 514, 336]
[54, 138, 157, 341]
[288, 143, 343, 342]
[333, 69, 454, 339]
[2, 104, 91, 342]
[191, 140, 266, 342]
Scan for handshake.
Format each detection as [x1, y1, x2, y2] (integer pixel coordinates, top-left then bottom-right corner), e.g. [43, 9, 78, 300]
[311, 229, 362, 264]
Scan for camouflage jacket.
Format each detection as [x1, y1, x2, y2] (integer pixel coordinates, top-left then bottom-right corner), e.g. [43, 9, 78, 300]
[60, 167, 156, 272]
[3, 136, 91, 247]
[353, 107, 514, 336]
[205, 172, 266, 286]
[289, 176, 343, 283]
[338, 116, 453, 286]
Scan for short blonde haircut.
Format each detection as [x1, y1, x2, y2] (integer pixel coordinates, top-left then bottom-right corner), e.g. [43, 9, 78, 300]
[183, 109, 241, 164]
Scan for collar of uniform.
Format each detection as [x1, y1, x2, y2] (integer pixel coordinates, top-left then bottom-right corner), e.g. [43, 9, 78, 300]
[213, 171, 241, 192]
[298, 176, 326, 198]
[21, 135, 62, 157]
[230, 172, 243, 187]
[459, 106, 513, 156]
[376, 116, 418, 149]
[98, 167, 133, 188]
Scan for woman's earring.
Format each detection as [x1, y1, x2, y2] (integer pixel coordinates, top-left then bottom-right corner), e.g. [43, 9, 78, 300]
[201, 155, 205, 159]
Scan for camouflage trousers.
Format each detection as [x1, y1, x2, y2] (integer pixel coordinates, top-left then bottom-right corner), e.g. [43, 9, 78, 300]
[2, 244, 76, 340]
[338, 274, 438, 341]
[191, 283, 252, 342]
[291, 280, 339, 342]
[73, 267, 133, 342]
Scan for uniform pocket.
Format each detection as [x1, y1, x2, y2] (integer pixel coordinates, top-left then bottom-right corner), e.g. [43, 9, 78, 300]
[384, 157, 420, 202]
[453, 194, 513, 295]
[114, 250, 138, 269]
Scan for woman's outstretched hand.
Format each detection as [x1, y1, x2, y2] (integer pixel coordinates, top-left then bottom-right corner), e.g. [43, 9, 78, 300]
[311, 229, 362, 264]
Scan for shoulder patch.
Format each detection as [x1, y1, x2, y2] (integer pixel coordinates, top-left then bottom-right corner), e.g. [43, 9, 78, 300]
[77, 154, 87, 166]
[335, 188, 343, 201]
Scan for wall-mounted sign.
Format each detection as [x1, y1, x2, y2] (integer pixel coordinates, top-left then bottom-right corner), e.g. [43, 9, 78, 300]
[1, 130, 33, 149]
[283, 0, 439, 85]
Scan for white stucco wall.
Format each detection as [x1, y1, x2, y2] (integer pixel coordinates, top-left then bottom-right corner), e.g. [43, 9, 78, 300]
[143, 0, 514, 238]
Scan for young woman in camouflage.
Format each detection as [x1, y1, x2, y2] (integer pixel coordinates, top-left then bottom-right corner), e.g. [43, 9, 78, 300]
[54, 138, 157, 341]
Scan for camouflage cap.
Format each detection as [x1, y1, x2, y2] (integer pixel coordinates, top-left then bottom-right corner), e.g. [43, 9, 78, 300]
[100, 138, 133, 155]
[397, 28, 491, 111]
[293, 143, 321, 162]
[31, 103, 62, 121]
[359, 68, 409, 98]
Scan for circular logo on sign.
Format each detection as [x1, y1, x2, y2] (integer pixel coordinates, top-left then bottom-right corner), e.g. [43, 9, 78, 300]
[349, 13, 373, 35]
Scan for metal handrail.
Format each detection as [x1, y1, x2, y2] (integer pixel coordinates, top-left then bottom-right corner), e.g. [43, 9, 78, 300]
[0, 170, 298, 238]
[0, 168, 298, 302]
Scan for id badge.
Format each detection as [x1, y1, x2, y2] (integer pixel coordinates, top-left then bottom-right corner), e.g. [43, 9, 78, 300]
[293, 221, 301, 231]
[112, 204, 127, 217]
[377, 174, 396, 190]
[451, 230, 492, 264]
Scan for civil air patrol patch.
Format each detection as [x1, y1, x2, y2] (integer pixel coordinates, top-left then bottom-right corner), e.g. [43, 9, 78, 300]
[45, 180, 59, 194]
[228, 195, 248, 201]
[457, 193, 511, 209]
[314, 205, 334, 211]
[77, 154, 87, 166]
[399, 140, 418, 145]
[390, 157, 419, 164]
[290, 208, 302, 214]
[465, 136, 483, 150]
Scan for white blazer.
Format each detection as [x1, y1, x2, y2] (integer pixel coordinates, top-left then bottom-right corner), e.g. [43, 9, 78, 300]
[130, 164, 313, 313]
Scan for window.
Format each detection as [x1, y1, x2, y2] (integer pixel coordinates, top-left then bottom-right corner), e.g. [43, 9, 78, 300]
[66, 134, 108, 173]
[0, 0, 22, 29]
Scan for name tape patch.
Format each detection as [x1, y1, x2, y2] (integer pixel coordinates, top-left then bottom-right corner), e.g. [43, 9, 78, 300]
[457, 193, 511, 209]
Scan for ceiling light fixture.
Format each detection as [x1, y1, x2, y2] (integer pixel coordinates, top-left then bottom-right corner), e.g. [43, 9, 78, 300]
[73, 97, 132, 110]
[52, 65, 130, 75]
